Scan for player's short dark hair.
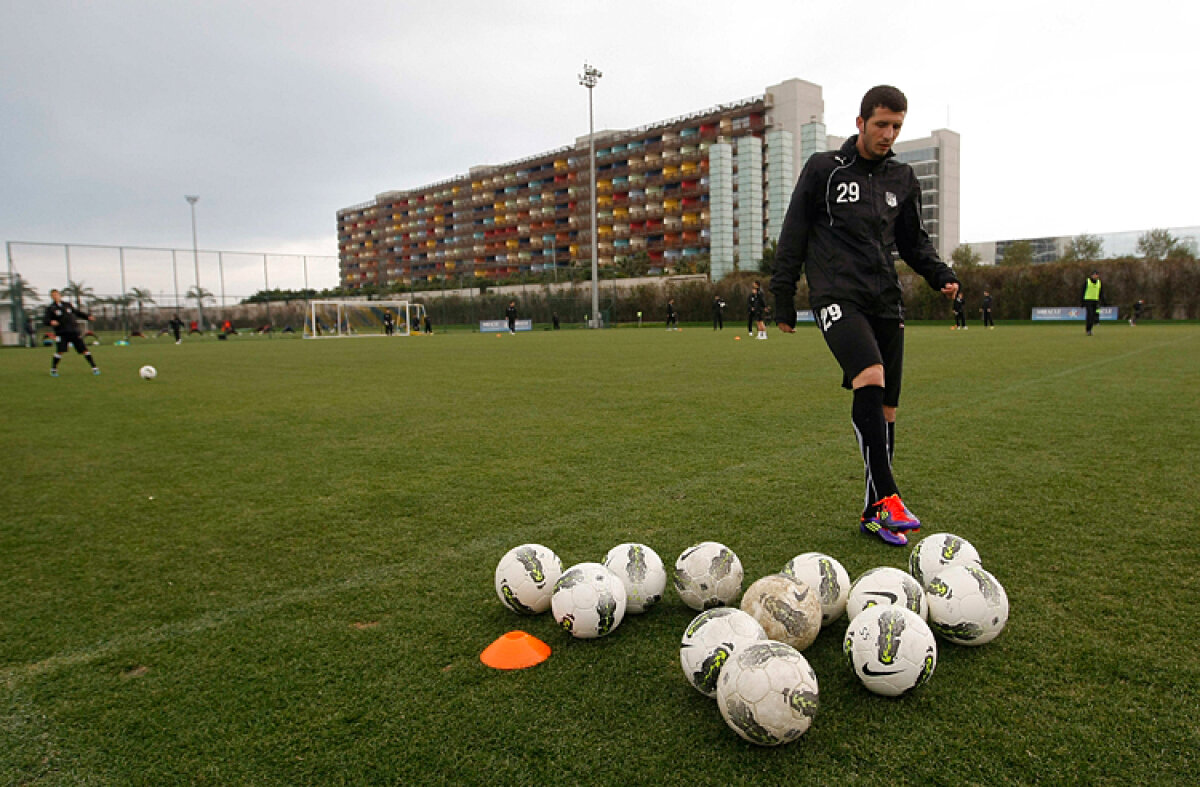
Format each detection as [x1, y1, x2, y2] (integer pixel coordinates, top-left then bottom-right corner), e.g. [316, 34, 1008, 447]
[860, 85, 907, 121]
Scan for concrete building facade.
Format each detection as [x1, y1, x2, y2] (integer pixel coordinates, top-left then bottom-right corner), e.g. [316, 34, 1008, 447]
[337, 78, 960, 288]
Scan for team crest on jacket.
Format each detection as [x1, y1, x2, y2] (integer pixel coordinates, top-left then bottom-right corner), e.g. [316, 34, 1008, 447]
[885, 191, 898, 208]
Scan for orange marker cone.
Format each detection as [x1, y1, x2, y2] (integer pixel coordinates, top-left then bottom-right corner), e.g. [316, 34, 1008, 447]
[734, 335, 741, 341]
[480, 630, 551, 670]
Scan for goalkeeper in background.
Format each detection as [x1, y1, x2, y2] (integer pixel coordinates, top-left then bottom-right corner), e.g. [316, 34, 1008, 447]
[44, 288, 100, 376]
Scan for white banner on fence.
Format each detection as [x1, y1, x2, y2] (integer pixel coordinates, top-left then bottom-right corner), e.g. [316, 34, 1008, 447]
[479, 319, 533, 333]
[1031, 307, 1118, 321]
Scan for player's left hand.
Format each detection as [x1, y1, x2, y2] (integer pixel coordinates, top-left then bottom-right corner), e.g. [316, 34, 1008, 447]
[941, 282, 960, 298]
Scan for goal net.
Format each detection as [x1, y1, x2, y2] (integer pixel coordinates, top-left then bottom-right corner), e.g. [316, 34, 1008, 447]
[304, 300, 427, 338]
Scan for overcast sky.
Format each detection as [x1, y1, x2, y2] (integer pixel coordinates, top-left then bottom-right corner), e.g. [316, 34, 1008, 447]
[3, 1, 1197, 298]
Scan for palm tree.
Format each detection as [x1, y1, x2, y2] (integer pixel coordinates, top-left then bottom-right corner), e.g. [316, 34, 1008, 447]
[187, 285, 214, 329]
[128, 287, 156, 333]
[1, 274, 40, 345]
[64, 280, 95, 310]
[108, 294, 133, 336]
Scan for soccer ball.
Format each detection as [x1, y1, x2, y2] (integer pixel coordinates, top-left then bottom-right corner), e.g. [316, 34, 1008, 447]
[843, 605, 937, 697]
[139, 365, 157, 380]
[740, 574, 822, 651]
[846, 566, 927, 621]
[679, 607, 767, 697]
[551, 562, 627, 639]
[925, 564, 1009, 646]
[494, 544, 562, 615]
[782, 552, 851, 626]
[716, 640, 820, 745]
[603, 543, 667, 614]
[908, 532, 983, 589]
[673, 541, 744, 611]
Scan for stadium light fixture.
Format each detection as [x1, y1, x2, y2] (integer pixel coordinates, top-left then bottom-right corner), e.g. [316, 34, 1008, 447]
[578, 62, 602, 328]
[185, 195, 204, 329]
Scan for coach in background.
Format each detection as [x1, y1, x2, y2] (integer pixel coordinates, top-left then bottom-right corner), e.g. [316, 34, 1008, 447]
[44, 288, 100, 377]
[771, 85, 959, 547]
[1081, 271, 1105, 336]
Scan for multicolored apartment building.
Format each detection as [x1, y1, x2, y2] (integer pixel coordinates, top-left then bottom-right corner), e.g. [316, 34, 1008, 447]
[337, 78, 959, 288]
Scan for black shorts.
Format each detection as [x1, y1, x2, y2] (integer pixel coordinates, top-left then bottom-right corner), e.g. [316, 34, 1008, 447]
[55, 334, 88, 354]
[814, 303, 904, 407]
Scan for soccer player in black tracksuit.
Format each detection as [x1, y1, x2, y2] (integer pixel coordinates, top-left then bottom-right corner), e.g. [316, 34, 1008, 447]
[748, 281, 768, 339]
[665, 299, 678, 330]
[771, 85, 960, 547]
[981, 291, 995, 328]
[505, 301, 518, 334]
[44, 288, 100, 376]
[952, 291, 967, 329]
[712, 295, 724, 330]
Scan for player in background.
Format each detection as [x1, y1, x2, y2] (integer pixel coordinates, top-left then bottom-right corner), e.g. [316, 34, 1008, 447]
[383, 310, 395, 336]
[712, 295, 725, 330]
[665, 298, 679, 331]
[952, 290, 967, 329]
[44, 288, 100, 376]
[749, 281, 768, 339]
[1129, 299, 1144, 326]
[505, 300, 518, 334]
[980, 291, 995, 329]
[771, 85, 959, 547]
[169, 314, 184, 343]
[1081, 271, 1104, 336]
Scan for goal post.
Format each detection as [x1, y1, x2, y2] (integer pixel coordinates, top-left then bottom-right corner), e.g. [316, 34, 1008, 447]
[304, 300, 427, 338]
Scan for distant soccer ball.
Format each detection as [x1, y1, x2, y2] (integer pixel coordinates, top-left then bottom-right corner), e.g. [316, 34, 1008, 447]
[603, 543, 667, 614]
[843, 605, 937, 697]
[679, 607, 767, 697]
[139, 365, 157, 380]
[908, 533, 983, 589]
[494, 544, 562, 615]
[740, 574, 822, 651]
[846, 566, 927, 621]
[673, 541, 744, 611]
[716, 640, 820, 745]
[782, 552, 851, 626]
[551, 562, 627, 639]
[925, 564, 1009, 646]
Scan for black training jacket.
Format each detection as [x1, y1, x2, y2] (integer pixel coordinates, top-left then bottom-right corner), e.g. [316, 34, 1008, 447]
[770, 135, 957, 324]
[43, 301, 90, 335]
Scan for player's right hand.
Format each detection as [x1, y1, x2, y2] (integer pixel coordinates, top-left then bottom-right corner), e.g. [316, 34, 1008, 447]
[777, 323, 795, 334]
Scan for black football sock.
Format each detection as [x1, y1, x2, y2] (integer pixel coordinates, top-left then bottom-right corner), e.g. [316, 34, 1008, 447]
[887, 420, 895, 463]
[84, 353, 96, 368]
[52, 354, 62, 369]
[853, 386, 899, 508]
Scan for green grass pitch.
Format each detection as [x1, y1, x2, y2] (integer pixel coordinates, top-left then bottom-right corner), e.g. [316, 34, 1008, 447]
[2, 322, 1198, 784]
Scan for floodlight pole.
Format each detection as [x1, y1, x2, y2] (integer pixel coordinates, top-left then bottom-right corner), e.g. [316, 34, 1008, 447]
[186, 195, 203, 328]
[579, 62, 602, 328]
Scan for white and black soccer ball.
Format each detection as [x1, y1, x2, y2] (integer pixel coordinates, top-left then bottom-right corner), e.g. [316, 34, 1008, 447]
[843, 605, 937, 697]
[673, 541, 744, 611]
[782, 552, 851, 627]
[551, 562, 627, 639]
[679, 607, 767, 697]
[494, 543, 562, 615]
[139, 365, 157, 380]
[925, 564, 1009, 646]
[908, 532, 983, 589]
[846, 566, 927, 621]
[740, 574, 822, 652]
[716, 640, 820, 746]
[603, 543, 667, 614]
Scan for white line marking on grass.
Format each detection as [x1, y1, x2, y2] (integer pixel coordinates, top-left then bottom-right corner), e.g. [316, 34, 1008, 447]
[1, 562, 412, 690]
